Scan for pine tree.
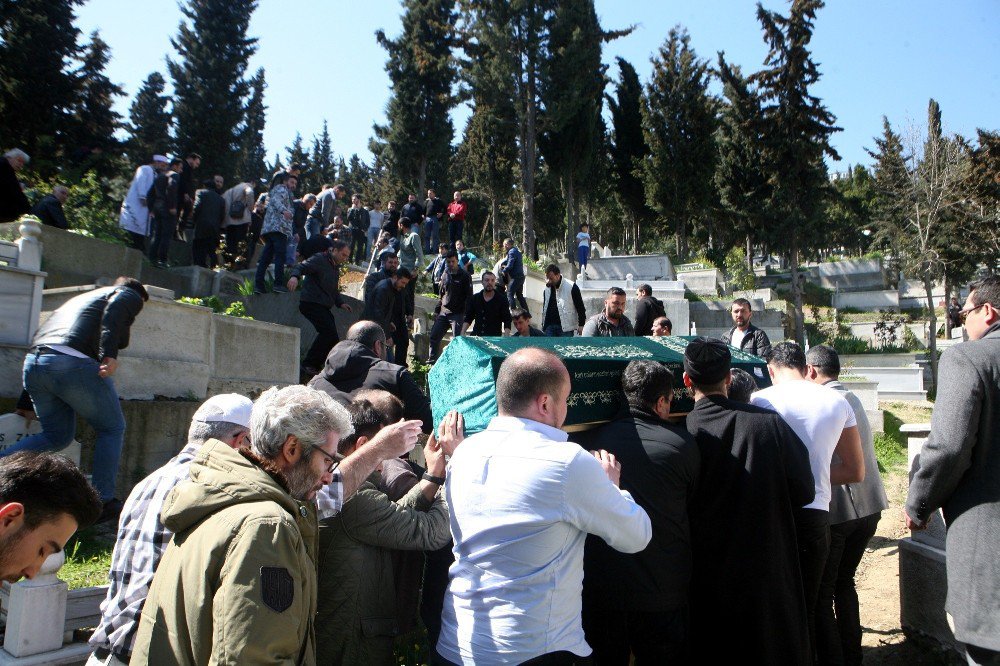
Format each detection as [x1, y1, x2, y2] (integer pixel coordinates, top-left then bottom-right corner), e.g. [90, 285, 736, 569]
[169, 0, 258, 181]
[372, 0, 458, 195]
[607, 57, 649, 253]
[235, 67, 267, 183]
[0, 0, 84, 175]
[308, 120, 337, 193]
[639, 26, 718, 260]
[66, 31, 125, 170]
[538, 0, 623, 255]
[125, 72, 173, 168]
[965, 130, 1000, 262]
[751, 0, 840, 344]
[285, 133, 309, 173]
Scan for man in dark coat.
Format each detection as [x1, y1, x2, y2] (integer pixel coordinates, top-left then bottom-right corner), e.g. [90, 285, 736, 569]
[0, 149, 31, 223]
[633, 284, 666, 336]
[682, 337, 815, 664]
[31, 185, 71, 229]
[287, 239, 353, 376]
[361, 269, 412, 345]
[463, 271, 511, 336]
[190, 179, 226, 268]
[428, 252, 473, 363]
[721, 297, 772, 358]
[309, 321, 433, 433]
[175, 152, 201, 236]
[577, 360, 699, 663]
[906, 275, 1000, 663]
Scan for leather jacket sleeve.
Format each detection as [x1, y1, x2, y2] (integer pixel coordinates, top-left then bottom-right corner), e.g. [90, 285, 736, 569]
[99, 288, 144, 359]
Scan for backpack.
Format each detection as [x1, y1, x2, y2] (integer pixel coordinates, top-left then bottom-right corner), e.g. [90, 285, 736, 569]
[228, 196, 246, 219]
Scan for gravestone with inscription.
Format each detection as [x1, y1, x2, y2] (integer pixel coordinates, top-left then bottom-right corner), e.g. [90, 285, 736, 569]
[0, 413, 81, 465]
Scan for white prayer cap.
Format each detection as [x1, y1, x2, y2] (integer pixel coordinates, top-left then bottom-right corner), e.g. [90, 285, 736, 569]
[152, 154, 169, 163]
[192, 393, 253, 428]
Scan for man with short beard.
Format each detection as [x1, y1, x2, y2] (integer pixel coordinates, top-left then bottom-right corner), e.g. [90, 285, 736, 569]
[0, 452, 101, 583]
[462, 271, 511, 336]
[132, 385, 421, 664]
[581, 287, 634, 337]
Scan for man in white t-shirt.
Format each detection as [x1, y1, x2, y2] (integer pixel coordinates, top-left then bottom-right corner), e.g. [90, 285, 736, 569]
[750, 341, 864, 660]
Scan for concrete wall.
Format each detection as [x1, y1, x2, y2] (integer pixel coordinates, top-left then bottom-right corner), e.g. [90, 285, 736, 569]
[832, 289, 900, 310]
[209, 315, 299, 395]
[807, 258, 885, 291]
[844, 321, 928, 347]
[678, 268, 721, 295]
[584, 255, 675, 281]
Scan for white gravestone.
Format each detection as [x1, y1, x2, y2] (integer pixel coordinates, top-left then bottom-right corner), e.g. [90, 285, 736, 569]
[0, 414, 81, 466]
[2, 552, 68, 657]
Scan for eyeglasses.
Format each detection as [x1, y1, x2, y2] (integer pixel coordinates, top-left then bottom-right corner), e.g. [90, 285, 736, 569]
[303, 443, 341, 475]
[959, 303, 986, 324]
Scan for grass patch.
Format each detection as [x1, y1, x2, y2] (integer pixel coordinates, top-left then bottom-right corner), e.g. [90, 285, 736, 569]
[61, 527, 114, 590]
[874, 401, 934, 475]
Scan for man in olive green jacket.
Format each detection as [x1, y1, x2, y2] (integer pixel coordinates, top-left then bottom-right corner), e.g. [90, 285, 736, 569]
[317, 397, 458, 666]
[131, 385, 422, 665]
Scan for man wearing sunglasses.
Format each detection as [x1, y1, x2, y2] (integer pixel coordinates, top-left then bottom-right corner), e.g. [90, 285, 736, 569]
[906, 276, 1000, 665]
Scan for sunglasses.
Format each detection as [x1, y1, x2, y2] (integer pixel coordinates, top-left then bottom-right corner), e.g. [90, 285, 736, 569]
[959, 303, 986, 324]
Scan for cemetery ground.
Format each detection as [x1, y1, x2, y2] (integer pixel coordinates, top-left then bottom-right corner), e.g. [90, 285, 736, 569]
[56, 401, 946, 664]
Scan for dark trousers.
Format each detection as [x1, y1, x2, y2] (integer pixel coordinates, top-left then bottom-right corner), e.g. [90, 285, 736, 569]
[352, 232, 367, 264]
[254, 232, 288, 291]
[223, 223, 249, 267]
[392, 322, 409, 366]
[448, 219, 463, 247]
[149, 212, 177, 263]
[507, 274, 528, 312]
[582, 595, 689, 665]
[816, 512, 880, 666]
[127, 231, 146, 251]
[299, 301, 340, 371]
[967, 644, 1000, 665]
[796, 507, 832, 660]
[192, 237, 218, 268]
[421, 542, 455, 653]
[433, 649, 591, 666]
[428, 312, 464, 362]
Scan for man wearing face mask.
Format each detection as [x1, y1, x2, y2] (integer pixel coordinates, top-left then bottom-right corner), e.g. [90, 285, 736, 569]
[462, 271, 511, 336]
[581, 287, 634, 337]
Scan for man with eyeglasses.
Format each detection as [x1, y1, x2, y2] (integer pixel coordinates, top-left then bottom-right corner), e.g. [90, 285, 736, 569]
[906, 275, 1000, 665]
[132, 385, 422, 665]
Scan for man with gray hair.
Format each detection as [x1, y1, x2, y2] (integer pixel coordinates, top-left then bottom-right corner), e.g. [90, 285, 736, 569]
[89, 393, 253, 666]
[133, 384, 417, 664]
[0, 148, 30, 223]
[31, 184, 70, 229]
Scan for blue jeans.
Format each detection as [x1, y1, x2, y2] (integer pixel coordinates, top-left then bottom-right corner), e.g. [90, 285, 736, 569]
[4, 351, 126, 501]
[254, 232, 288, 291]
[543, 324, 574, 337]
[367, 227, 380, 260]
[507, 275, 528, 312]
[578, 244, 590, 268]
[305, 217, 322, 240]
[423, 217, 438, 254]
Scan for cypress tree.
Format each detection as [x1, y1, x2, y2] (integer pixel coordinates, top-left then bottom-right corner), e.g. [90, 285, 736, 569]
[751, 0, 840, 344]
[169, 0, 258, 180]
[372, 0, 458, 194]
[0, 0, 84, 175]
[607, 57, 649, 253]
[308, 120, 337, 193]
[125, 72, 173, 168]
[235, 67, 267, 183]
[67, 31, 125, 170]
[639, 26, 718, 261]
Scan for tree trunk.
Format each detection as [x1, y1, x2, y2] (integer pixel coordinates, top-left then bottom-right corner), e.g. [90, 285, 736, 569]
[417, 157, 427, 195]
[491, 196, 501, 245]
[564, 174, 576, 261]
[676, 218, 688, 261]
[924, 275, 939, 390]
[633, 214, 640, 255]
[519, 22, 538, 259]
[745, 234, 753, 271]
[789, 239, 805, 345]
[943, 276, 953, 339]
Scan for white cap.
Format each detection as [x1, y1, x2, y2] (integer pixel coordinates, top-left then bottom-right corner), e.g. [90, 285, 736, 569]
[192, 394, 253, 428]
[152, 154, 169, 163]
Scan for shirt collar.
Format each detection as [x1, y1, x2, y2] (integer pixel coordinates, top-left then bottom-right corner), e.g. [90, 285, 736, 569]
[487, 415, 569, 442]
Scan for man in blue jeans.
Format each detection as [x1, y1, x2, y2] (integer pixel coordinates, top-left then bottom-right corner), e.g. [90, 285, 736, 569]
[254, 174, 296, 293]
[7, 277, 148, 524]
[501, 238, 529, 313]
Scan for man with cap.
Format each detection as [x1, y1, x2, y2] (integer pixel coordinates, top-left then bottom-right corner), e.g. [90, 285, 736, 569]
[119, 155, 168, 250]
[88, 394, 254, 666]
[682, 337, 816, 664]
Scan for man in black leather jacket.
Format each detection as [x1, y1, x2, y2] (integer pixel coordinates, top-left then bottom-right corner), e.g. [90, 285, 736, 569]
[7, 277, 148, 523]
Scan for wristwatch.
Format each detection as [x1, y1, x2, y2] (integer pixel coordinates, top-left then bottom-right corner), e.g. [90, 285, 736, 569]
[422, 472, 446, 485]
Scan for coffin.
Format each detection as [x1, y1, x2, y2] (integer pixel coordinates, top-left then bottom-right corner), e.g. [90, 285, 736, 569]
[428, 336, 770, 434]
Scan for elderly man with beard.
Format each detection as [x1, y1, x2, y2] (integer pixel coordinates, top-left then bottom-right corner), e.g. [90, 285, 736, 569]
[462, 271, 511, 336]
[131, 385, 421, 665]
[582, 287, 634, 337]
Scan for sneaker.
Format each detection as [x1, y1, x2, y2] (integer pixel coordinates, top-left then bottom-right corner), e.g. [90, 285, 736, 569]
[96, 498, 124, 525]
[272, 286, 289, 293]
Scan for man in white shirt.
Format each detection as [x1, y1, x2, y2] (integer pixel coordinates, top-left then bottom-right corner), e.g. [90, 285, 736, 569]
[436, 347, 652, 666]
[750, 341, 864, 659]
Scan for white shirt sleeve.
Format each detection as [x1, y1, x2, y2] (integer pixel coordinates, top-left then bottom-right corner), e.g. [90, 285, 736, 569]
[315, 473, 345, 519]
[562, 450, 651, 553]
[840, 394, 857, 428]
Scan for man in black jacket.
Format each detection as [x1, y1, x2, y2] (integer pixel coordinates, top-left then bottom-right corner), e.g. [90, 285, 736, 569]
[634, 284, 666, 336]
[287, 239, 353, 376]
[577, 360, 699, 664]
[462, 271, 510, 336]
[362, 269, 413, 347]
[309, 321, 433, 433]
[0, 149, 30, 223]
[721, 298, 772, 359]
[175, 152, 201, 235]
[147, 158, 181, 267]
[7, 277, 149, 523]
[428, 252, 473, 363]
[31, 185, 71, 229]
[191, 178, 226, 268]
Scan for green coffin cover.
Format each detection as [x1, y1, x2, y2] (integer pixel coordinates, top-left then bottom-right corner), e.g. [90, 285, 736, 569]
[428, 336, 770, 434]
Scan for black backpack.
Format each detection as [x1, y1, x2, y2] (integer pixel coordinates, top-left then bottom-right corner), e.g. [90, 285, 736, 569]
[228, 196, 246, 219]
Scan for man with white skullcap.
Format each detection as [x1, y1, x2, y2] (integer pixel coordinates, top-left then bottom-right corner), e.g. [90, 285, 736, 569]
[88, 394, 253, 666]
[119, 154, 170, 251]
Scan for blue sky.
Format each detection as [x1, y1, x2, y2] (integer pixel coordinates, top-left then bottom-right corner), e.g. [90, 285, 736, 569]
[76, 0, 998, 173]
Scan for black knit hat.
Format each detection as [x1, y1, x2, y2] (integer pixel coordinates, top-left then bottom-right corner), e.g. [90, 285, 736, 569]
[684, 336, 731, 386]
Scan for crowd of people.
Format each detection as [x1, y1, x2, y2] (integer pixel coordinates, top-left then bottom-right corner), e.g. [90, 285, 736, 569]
[1, 147, 998, 665]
